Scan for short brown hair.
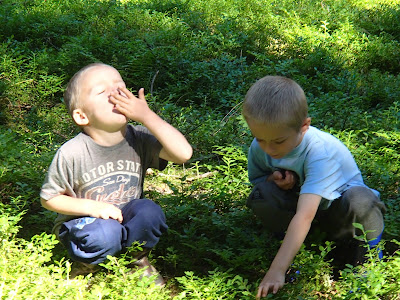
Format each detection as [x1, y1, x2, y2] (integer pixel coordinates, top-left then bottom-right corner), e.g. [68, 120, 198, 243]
[242, 76, 308, 130]
[63, 62, 109, 116]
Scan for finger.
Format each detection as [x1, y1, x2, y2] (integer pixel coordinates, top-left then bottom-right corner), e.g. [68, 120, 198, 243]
[256, 287, 262, 299]
[117, 212, 123, 223]
[138, 88, 145, 100]
[262, 285, 270, 297]
[258, 284, 271, 298]
[109, 94, 127, 107]
[118, 88, 128, 98]
[287, 173, 297, 188]
[112, 207, 123, 223]
[111, 101, 127, 115]
[110, 87, 128, 99]
[109, 210, 123, 223]
[273, 171, 283, 181]
[113, 90, 132, 103]
[284, 172, 293, 183]
[117, 86, 136, 101]
[272, 284, 280, 294]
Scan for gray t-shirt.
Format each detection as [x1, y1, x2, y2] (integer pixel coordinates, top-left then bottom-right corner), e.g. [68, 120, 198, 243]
[248, 126, 379, 209]
[40, 124, 167, 235]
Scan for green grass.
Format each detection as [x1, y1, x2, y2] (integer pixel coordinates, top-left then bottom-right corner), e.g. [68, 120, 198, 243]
[1, 0, 400, 298]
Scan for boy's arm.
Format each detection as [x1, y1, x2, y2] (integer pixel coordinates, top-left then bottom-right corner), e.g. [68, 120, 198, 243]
[141, 112, 193, 164]
[256, 193, 321, 299]
[110, 87, 192, 164]
[41, 195, 123, 223]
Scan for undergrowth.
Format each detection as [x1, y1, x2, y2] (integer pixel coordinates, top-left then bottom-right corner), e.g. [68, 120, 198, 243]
[1, 0, 400, 298]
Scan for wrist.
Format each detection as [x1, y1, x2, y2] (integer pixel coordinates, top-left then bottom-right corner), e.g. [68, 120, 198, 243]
[268, 264, 287, 275]
[269, 257, 289, 275]
[140, 110, 161, 127]
[83, 198, 98, 216]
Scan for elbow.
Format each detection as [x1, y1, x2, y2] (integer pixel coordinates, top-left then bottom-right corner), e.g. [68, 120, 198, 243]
[177, 146, 193, 164]
[41, 198, 50, 210]
[160, 144, 193, 164]
[41, 196, 60, 212]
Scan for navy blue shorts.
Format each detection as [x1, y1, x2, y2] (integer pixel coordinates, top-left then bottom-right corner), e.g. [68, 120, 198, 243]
[59, 199, 167, 264]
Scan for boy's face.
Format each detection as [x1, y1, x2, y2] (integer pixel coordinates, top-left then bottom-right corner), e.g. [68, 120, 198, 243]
[246, 118, 310, 159]
[74, 65, 128, 131]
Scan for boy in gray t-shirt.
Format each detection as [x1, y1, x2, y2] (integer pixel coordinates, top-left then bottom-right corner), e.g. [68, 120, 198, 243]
[40, 63, 192, 283]
[242, 76, 386, 298]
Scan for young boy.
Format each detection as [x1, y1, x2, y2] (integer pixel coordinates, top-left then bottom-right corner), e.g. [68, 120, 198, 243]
[242, 76, 386, 298]
[40, 63, 192, 283]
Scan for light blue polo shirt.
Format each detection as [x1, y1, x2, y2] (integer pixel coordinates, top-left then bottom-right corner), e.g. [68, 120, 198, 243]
[248, 126, 379, 209]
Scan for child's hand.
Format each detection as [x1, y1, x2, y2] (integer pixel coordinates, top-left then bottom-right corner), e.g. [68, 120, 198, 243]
[110, 87, 153, 124]
[256, 269, 285, 299]
[90, 201, 123, 223]
[268, 170, 296, 190]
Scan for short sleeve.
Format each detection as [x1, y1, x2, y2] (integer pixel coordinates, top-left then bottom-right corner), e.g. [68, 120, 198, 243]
[129, 125, 168, 171]
[300, 148, 347, 200]
[40, 149, 76, 201]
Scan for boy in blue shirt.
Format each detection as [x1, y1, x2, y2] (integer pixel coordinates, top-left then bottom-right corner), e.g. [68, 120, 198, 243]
[242, 76, 385, 298]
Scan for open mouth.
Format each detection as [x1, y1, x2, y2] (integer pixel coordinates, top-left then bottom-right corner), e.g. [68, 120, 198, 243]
[112, 105, 121, 114]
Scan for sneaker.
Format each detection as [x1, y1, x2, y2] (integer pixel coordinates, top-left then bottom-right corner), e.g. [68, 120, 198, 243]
[69, 261, 101, 279]
[130, 257, 165, 287]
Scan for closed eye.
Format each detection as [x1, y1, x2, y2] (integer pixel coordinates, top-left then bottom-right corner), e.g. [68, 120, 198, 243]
[274, 140, 286, 145]
[97, 90, 105, 95]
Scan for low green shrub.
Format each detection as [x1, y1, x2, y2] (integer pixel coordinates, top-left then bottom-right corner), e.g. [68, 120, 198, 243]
[175, 269, 255, 299]
[1, 0, 400, 298]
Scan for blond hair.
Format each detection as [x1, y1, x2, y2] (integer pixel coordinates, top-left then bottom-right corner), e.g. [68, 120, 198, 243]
[242, 76, 308, 131]
[63, 62, 110, 116]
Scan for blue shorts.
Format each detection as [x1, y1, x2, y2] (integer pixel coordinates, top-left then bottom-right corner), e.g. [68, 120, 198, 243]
[59, 198, 167, 264]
